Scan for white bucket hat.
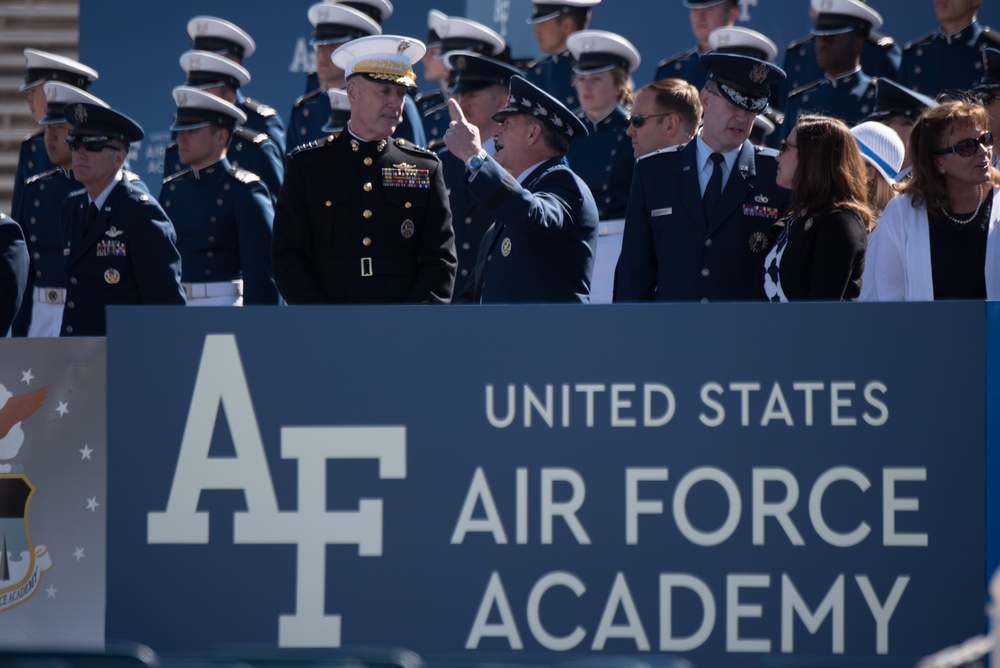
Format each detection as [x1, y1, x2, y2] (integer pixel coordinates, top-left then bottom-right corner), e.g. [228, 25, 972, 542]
[851, 121, 905, 185]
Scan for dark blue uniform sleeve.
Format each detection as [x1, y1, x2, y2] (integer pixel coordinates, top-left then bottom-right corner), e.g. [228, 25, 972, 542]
[235, 180, 280, 304]
[0, 215, 29, 334]
[467, 157, 580, 236]
[130, 201, 186, 305]
[613, 164, 657, 301]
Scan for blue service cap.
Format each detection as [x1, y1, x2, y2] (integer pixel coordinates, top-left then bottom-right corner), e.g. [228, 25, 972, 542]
[21, 48, 98, 92]
[701, 52, 785, 112]
[65, 102, 144, 144]
[445, 51, 522, 93]
[866, 77, 937, 121]
[41, 81, 109, 125]
[493, 75, 588, 142]
[187, 16, 256, 59]
[708, 27, 778, 62]
[308, 4, 382, 47]
[567, 30, 640, 74]
[171, 86, 247, 132]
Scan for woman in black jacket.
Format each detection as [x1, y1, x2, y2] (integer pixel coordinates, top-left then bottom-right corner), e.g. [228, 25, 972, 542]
[763, 114, 876, 301]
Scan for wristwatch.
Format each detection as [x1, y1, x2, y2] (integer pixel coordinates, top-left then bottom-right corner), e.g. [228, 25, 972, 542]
[466, 149, 488, 170]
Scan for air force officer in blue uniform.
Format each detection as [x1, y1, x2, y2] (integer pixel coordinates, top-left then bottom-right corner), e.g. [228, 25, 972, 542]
[615, 53, 788, 302]
[444, 75, 599, 303]
[60, 104, 184, 336]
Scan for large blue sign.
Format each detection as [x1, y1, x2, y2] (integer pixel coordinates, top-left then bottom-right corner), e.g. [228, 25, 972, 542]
[105, 303, 986, 666]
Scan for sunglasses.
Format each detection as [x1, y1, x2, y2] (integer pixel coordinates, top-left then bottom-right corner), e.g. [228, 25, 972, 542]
[935, 131, 994, 157]
[778, 139, 798, 154]
[628, 112, 673, 129]
[66, 137, 124, 153]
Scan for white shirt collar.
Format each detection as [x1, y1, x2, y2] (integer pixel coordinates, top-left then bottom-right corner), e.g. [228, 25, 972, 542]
[90, 171, 123, 211]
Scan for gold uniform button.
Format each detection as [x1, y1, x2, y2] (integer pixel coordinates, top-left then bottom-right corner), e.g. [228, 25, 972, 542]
[363, 237, 372, 247]
[364, 157, 373, 166]
[404, 202, 412, 209]
[364, 182, 373, 192]
[363, 210, 373, 219]
[325, 201, 332, 207]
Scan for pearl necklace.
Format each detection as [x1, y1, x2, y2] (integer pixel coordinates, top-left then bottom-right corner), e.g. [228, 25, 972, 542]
[941, 184, 985, 225]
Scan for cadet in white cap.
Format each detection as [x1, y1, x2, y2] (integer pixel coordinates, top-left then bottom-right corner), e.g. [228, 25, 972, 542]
[13, 82, 111, 337]
[187, 15, 286, 154]
[160, 87, 278, 306]
[524, 0, 601, 112]
[273, 35, 457, 304]
[417, 9, 451, 146]
[13, 49, 99, 239]
[162, 50, 283, 204]
[320, 88, 351, 135]
[565, 30, 639, 222]
[866, 77, 937, 177]
[654, 0, 740, 87]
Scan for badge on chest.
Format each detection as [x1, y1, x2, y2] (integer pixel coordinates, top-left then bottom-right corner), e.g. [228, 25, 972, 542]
[383, 163, 430, 189]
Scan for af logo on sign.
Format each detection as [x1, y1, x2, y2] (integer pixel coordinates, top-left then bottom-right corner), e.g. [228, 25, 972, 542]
[147, 335, 406, 648]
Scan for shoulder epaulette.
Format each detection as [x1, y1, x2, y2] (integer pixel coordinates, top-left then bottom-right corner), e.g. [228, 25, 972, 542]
[786, 34, 815, 50]
[657, 48, 694, 69]
[227, 166, 261, 184]
[526, 54, 551, 70]
[68, 187, 87, 198]
[904, 31, 937, 51]
[982, 26, 1000, 46]
[788, 80, 823, 98]
[427, 138, 446, 152]
[23, 129, 44, 142]
[423, 101, 449, 119]
[124, 170, 143, 183]
[166, 139, 178, 151]
[638, 143, 686, 161]
[294, 88, 324, 109]
[162, 168, 191, 185]
[25, 168, 60, 185]
[243, 97, 277, 118]
[415, 90, 442, 104]
[755, 146, 780, 158]
[288, 134, 336, 157]
[235, 127, 270, 144]
[395, 138, 438, 158]
[870, 30, 896, 48]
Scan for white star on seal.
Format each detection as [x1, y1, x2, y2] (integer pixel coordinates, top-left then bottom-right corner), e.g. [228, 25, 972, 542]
[56, 401, 69, 416]
[86, 496, 100, 512]
[73, 547, 85, 561]
[80, 445, 93, 460]
[21, 369, 33, 384]
[46, 585, 57, 598]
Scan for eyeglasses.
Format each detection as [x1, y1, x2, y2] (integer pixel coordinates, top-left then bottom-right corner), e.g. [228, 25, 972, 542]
[66, 137, 123, 153]
[628, 112, 674, 129]
[935, 131, 994, 157]
[778, 139, 798, 154]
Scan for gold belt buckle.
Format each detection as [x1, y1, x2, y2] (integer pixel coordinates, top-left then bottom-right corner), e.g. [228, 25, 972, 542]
[361, 257, 373, 277]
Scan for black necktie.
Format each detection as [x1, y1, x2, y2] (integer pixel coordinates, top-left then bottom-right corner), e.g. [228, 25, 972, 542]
[704, 152, 725, 220]
[84, 202, 99, 235]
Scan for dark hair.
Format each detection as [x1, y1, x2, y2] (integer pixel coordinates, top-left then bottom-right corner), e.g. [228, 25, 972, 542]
[788, 114, 876, 232]
[637, 78, 703, 136]
[903, 99, 1000, 210]
[536, 117, 570, 155]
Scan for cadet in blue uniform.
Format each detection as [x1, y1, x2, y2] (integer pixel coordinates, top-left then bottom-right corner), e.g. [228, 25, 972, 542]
[615, 53, 788, 302]
[1, 213, 28, 336]
[565, 30, 639, 221]
[187, 15, 287, 155]
[421, 15, 509, 151]
[900, 0, 1000, 98]
[445, 75, 599, 303]
[60, 103, 185, 336]
[273, 35, 456, 304]
[417, 10, 451, 150]
[779, 0, 900, 112]
[439, 51, 521, 284]
[524, 0, 601, 112]
[779, 0, 882, 140]
[12, 50, 98, 231]
[13, 83, 109, 337]
[865, 77, 937, 178]
[162, 50, 283, 203]
[654, 0, 740, 86]
[160, 87, 278, 306]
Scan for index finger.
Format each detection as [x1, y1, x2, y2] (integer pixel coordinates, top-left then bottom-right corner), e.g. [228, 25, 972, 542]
[447, 97, 466, 123]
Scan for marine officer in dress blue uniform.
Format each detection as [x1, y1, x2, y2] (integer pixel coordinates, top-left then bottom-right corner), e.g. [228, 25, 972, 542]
[865, 77, 937, 178]
[187, 16, 287, 155]
[779, 0, 882, 141]
[273, 35, 456, 304]
[160, 87, 278, 306]
[444, 75, 599, 303]
[13, 83, 109, 337]
[614, 52, 789, 302]
[900, 0, 1000, 98]
[654, 0, 740, 86]
[524, 0, 601, 112]
[162, 51, 283, 204]
[12, 50, 98, 233]
[439, 51, 521, 284]
[0, 212, 28, 336]
[60, 103, 185, 336]
[287, 4, 382, 152]
[974, 48, 1000, 167]
[421, 15, 509, 152]
[779, 0, 900, 112]
[565, 30, 639, 222]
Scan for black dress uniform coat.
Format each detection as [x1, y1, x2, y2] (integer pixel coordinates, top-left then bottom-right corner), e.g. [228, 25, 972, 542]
[459, 155, 598, 303]
[440, 148, 495, 285]
[60, 178, 185, 336]
[899, 19, 1000, 97]
[614, 138, 787, 302]
[566, 106, 634, 221]
[524, 50, 579, 111]
[1, 213, 29, 334]
[160, 157, 279, 304]
[272, 130, 457, 303]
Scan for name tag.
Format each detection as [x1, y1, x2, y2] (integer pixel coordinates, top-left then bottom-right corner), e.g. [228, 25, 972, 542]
[743, 204, 779, 220]
[651, 207, 672, 217]
[382, 167, 430, 188]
